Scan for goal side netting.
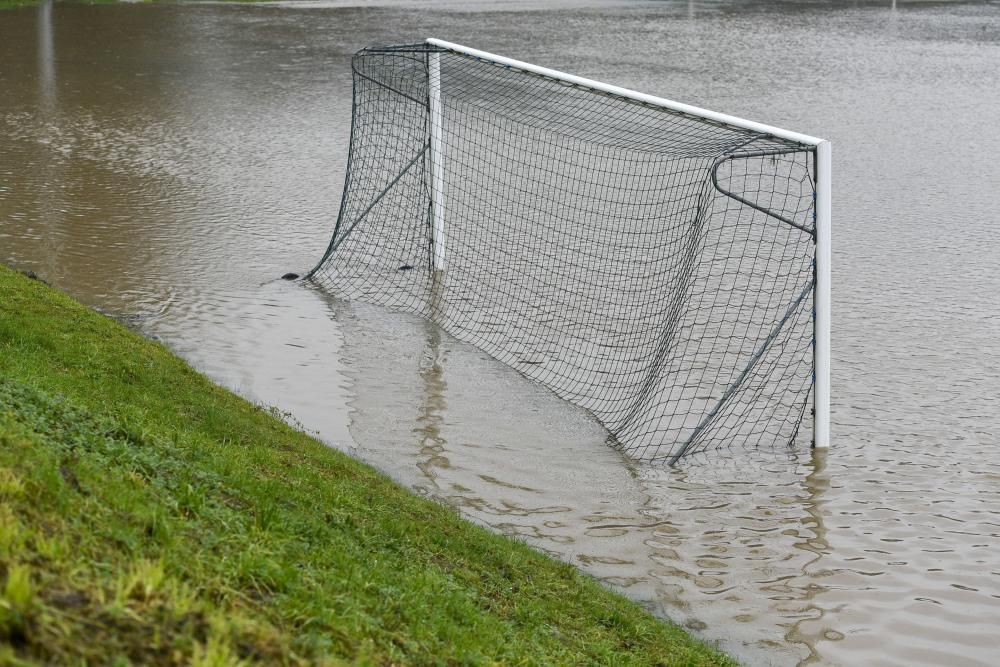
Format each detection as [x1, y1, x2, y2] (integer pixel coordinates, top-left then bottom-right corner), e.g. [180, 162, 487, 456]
[309, 42, 823, 464]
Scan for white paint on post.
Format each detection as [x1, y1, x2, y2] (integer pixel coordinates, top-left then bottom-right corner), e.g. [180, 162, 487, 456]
[814, 140, 832, 448]
[427, 50, 446, 272]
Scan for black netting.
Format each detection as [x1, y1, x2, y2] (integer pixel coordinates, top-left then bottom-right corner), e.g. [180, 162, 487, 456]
[309, 44, 817, 464]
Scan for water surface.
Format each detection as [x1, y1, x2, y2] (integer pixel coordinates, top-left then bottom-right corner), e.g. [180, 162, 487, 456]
[2, 2, 999, 665]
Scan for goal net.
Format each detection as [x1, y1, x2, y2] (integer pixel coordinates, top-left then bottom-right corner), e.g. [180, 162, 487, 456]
[308, 41, 829, 464]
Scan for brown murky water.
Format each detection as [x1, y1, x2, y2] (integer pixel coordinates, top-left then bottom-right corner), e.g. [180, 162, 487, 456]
[2, 2, 999, 665]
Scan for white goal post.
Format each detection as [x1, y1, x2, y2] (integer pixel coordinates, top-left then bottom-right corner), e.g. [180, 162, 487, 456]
[424, 37, 831, 449]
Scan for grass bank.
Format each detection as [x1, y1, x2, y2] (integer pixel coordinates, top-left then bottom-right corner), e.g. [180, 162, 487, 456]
[0, 265, 734, 665]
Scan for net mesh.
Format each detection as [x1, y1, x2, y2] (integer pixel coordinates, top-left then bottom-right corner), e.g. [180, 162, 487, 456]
[309, 44, 818, 464]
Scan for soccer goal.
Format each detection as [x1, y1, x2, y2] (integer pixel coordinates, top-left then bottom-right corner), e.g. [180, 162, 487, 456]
[308, 39, 831, 464]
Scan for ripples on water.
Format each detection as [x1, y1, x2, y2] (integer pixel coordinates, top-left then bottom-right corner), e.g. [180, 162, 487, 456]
[1, 2, 999, 665]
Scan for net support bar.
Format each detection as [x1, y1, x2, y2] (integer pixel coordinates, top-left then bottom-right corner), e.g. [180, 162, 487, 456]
[814, 140, 832, 448]
[428, 51, 447, 272]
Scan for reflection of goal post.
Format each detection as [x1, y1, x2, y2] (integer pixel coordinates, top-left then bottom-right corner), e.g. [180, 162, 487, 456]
[309, 39, 831, 463]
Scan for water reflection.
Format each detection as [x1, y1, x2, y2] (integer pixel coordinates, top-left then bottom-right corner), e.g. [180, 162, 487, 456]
[32, 0, 62, 275]
[785, 449, 831, 666]
[37, 0, 55, 110]
[415, 317, 449, 492]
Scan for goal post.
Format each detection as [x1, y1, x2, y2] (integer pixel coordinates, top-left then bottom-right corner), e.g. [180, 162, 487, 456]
[814, 140, 832, 449]
[427, 50, 447, 274]
[309, 39, 832, 462]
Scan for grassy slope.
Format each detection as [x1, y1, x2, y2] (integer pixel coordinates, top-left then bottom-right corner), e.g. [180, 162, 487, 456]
[0, 265, 735, 666]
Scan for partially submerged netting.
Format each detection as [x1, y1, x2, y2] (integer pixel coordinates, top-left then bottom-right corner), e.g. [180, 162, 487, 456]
[309, 43, 817, 464]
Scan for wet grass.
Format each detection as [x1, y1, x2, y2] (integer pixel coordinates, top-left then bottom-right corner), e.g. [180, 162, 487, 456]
[0, 264, 735, 666]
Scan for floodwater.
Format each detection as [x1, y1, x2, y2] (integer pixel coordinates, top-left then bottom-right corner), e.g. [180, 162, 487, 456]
[1, 1, 999, 665]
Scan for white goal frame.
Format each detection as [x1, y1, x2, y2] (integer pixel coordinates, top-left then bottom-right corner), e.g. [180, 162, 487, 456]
[425, 38, 831, 449]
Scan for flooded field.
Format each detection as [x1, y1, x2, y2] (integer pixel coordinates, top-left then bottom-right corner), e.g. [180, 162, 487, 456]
[2, 2, 999, 665]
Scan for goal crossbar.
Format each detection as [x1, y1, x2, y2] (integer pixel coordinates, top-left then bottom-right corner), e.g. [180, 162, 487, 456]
[425, 38, 826, 147]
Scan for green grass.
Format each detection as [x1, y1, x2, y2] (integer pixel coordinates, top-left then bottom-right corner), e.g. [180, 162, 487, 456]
[0, 264, 735, 666]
